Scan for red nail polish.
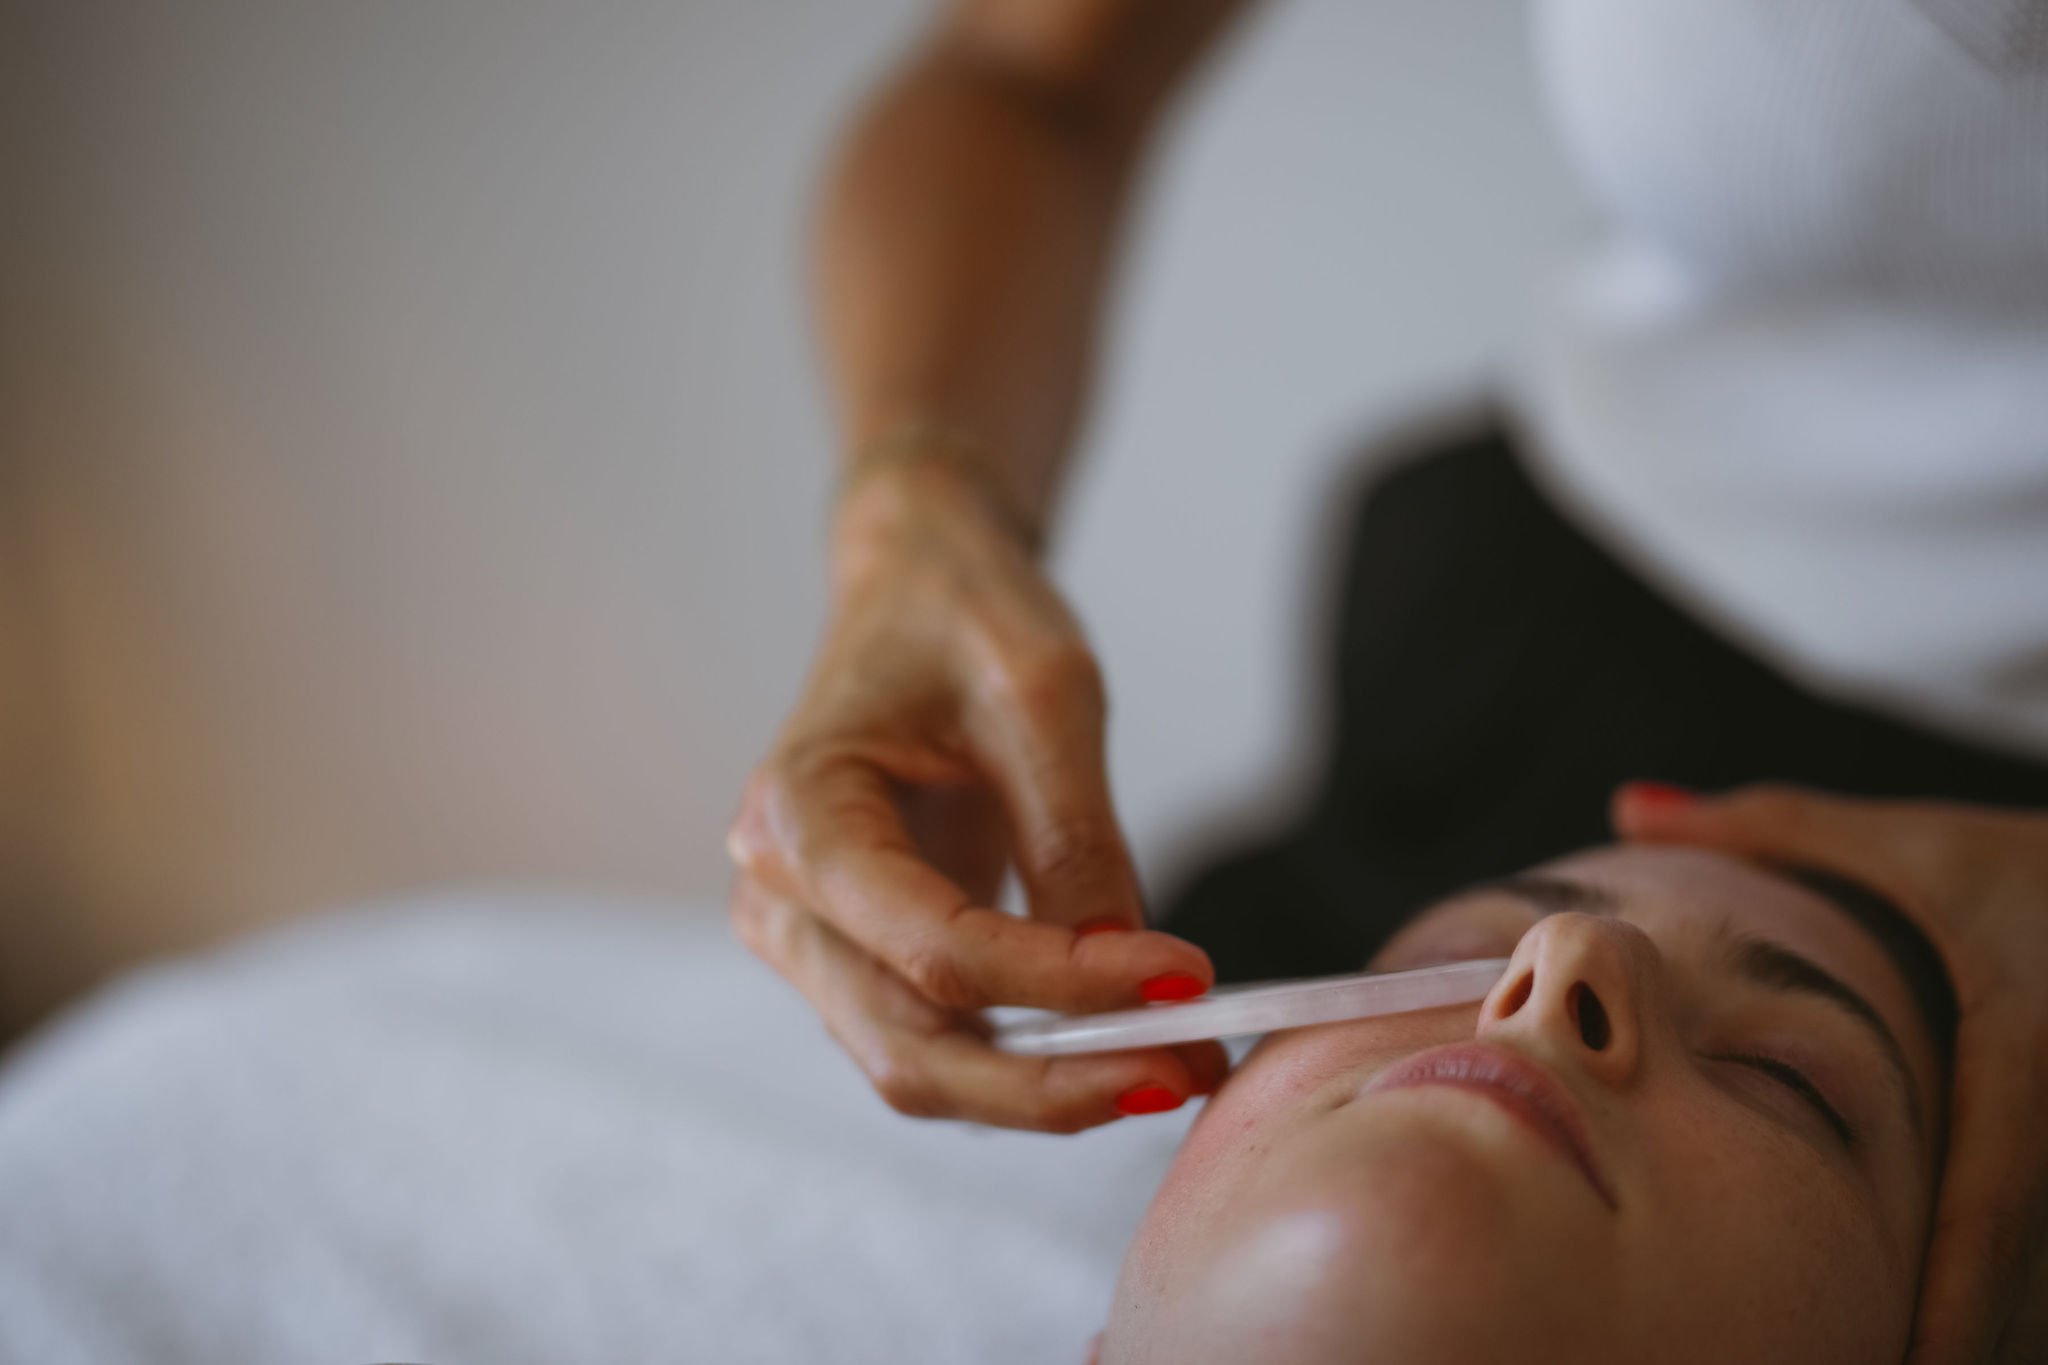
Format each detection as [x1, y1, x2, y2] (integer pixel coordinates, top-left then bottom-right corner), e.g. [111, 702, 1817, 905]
[1115, 1085, 1184, 1116]
[1139, 972, 1206, 1003]
[1624, 781, 1695, 810]
[1075, 918, 1130, 937]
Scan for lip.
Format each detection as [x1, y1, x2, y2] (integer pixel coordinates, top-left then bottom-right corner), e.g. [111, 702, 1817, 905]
[1362, 1042, 1617, 1209]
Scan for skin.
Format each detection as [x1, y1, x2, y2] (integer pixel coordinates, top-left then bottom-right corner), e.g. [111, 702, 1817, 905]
[1101, 844, 1944, 1365]
[1619, 786, 2048, 1364]
[729, 0, 1257, 1132]
[734, 0, 2048, 1355]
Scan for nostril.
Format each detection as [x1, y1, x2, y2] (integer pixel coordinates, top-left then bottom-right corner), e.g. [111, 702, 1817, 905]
[1495, 970, 1534, 1018]
[1571, 983, 1612, 1051]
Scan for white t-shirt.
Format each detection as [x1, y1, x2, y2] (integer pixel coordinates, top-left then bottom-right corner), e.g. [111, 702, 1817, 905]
[1512, 0, 2048, 756]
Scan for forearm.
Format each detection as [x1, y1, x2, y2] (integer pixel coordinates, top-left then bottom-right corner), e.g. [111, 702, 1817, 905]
[814, 2, 1250, 540]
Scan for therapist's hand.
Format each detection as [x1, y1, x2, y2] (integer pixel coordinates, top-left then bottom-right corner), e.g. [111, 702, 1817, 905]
[1613, 782, 2048, 1365]
[727, 457, 1221, 1133]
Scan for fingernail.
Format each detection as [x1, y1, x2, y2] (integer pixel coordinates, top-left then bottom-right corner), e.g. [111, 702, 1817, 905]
[1075, 918, 1131, 937]
[1115, 1085, 1184, 1116]
[1623, 781, 1695, 810]
[1139, 972, 1206, 1003]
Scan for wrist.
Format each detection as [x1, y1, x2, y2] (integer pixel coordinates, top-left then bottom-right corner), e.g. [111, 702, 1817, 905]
[834, 420, 1046, 560]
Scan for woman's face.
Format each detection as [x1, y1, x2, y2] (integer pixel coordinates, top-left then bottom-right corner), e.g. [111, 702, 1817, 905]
[1102, 846, 1945, 1365]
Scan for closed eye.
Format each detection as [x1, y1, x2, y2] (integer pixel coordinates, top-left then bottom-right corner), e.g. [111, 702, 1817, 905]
[1724, 1053, 1857, 1148]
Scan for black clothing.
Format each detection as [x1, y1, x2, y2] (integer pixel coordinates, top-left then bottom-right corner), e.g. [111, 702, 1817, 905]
[1157, 422, 2048, 983]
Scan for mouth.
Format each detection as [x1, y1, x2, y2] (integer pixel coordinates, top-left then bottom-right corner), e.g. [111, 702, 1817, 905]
[1362, 1043, 1617, 1209]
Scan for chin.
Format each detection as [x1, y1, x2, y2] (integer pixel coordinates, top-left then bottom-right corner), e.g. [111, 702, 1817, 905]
[1285, 1124, 1565, 1331]
[1109, 1106, 1601, 1365]
[1106, 1202, 1574, 1365]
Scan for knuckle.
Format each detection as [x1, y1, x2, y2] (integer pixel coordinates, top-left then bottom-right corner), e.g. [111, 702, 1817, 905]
[869, 1054, 947, 1120]
[1027, 816, 1124, 890]
[770, 742, 896, 856]
[754, 752, 863, 879]
[999, 639, 1104, 725]
[1026, 1064, 1108, 1135]
[898, 940, 984, 1011]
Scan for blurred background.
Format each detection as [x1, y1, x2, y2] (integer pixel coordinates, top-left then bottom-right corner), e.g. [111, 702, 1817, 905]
[0, 0, 1587, 1030]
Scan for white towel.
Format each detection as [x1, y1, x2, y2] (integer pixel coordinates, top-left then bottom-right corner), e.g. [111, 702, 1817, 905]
[0, 894, 1190, 1365]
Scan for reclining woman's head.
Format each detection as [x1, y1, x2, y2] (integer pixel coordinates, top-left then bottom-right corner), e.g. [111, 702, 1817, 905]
[1101, 845, 1958, 1365]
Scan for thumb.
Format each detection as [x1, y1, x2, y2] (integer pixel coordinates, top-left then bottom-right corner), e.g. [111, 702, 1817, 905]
[1904, 1009, 2045, 1365]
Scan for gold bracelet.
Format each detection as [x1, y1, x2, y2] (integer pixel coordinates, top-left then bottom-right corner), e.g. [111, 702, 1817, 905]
[838, 419, 1045, 554]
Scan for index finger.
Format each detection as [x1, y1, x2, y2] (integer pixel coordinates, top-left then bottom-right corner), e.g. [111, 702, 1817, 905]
[1610, 782, 1956, 923]
[735, 876, 1224, 1133]
[744, 749, 1211, 1013]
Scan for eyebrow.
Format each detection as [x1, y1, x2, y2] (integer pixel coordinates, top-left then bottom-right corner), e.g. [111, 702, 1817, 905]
[1721, 933, 1924, 1142]
[1481, 874, 1925, 1143]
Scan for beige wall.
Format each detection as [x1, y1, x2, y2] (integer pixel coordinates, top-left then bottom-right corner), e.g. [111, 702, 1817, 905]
[0, 0, 1586, 1021]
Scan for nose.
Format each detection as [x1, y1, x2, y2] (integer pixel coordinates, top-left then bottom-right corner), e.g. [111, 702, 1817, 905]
[1477, 911, 1655, 1088]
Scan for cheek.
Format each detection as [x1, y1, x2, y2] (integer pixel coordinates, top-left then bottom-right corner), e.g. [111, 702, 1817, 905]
[1617, 1088, 1915, 1362]
[1117, 1091, 1626, 1363]
[1176, 1003, 1487, 1170]
[1120, 1006, 1482, 1305]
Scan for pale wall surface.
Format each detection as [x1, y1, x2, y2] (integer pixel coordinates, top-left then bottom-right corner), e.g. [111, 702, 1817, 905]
[0, 1, 1587, 990]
